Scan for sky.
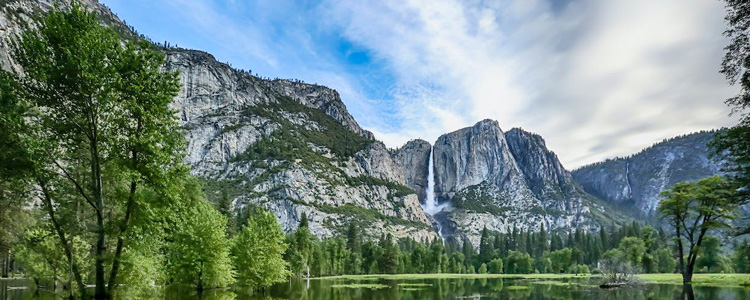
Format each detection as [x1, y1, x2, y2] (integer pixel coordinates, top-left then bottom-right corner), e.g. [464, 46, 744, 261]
[101, 0, 739, 168]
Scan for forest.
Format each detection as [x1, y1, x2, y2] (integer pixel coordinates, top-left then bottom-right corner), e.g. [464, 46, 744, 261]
[2, 1, 750, 300]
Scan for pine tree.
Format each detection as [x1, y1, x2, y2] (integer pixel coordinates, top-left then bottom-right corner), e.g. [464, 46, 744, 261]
[479, 227, 494, 264]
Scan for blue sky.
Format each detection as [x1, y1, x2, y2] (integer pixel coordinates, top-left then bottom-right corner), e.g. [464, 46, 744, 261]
[101, 0, 738, 168]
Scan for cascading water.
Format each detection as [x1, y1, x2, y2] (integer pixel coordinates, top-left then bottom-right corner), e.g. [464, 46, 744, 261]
[422, 147, 447, 239]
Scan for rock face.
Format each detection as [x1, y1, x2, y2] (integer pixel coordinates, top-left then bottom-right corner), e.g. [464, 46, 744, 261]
[166, 50, 437, 240]
[433, 120, 629, 246]
[0, 0, 438, 242]
[572, 131, 724, 215]
[393, 139, 431, 202]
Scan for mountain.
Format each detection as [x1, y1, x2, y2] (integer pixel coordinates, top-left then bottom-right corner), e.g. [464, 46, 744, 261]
[433, 120, 629, 245]
[0, 0, 640, 244]
[0, 0, 438, 241]
[572, 131, 725, 215]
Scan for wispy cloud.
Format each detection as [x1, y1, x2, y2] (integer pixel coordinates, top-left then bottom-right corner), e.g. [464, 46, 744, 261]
[321, 0, 738, 167]
[103, 0, 738, 168]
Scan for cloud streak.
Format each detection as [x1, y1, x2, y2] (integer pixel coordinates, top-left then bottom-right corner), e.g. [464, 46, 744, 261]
[322, 0, 738, 167]
[102, 0, 738, 168]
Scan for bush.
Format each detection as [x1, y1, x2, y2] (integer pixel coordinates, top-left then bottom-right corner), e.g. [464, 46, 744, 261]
[478, 263, 488, 274]
[488, 258, 504, 274]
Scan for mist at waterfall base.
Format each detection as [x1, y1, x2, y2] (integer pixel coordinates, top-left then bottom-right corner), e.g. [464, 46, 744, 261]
[422, 147, 449, 239]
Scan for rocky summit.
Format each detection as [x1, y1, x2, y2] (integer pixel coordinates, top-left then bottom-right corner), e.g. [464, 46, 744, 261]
[0, 0, 727, 244]
[572, 131, 725, 215]
[432, 120, 629, 245]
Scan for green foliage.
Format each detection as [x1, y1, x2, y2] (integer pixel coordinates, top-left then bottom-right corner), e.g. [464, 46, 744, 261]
[15, 228, 92, 288]
[286, 217, 316, 276]
[477, 263, 488, 274]
[241, 94, 373, 160]
[716, 0, 750, 237]
[378, 234, 399, 274]
[654, 248, 677, 273]
[547, 248, 572, 274]
[659, 176, 741, 282]
[1, 2, 184, 297]
[618, 237, 646, 267]
[505, 251, 533, 274]
[166, 200, 235, 289]
[488, 258, 504, 274]
[575, 264, 590, 274]
[696, 235, 725, 273]
[231, 208, 290, 289]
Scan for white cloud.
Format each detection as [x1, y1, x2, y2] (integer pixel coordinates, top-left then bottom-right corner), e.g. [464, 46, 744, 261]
[322, 0, 738, 168]
[104, 0, 739, 169]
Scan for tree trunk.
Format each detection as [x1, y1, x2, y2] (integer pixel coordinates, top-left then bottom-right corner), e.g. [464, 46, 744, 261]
[682, 269, 693, 285]
[681, 284, 695, 300]
[90, 136, 108, 300]
[37, 175, 87, 298]
[107, 118, 142, 295]
[1, 250, 8, 278]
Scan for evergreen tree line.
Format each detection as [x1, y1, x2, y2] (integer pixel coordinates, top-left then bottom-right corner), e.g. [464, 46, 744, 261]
[283, 216, 745, 277]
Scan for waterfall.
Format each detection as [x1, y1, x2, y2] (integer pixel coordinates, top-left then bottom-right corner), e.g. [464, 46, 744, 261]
[422, 147, 446, 238]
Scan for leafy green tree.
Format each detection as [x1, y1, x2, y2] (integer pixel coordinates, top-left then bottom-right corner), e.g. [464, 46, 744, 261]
[286, 214, 315, 276]
[654, 248, 677, 273]
[658, 176, 740, 283]
[15, 228, 92, 294]
[696, 235, 723, 273]
[715, 1, 750, 213]
[477, 263, 488, 274]
[618, 237, 646, 267]
[505, 251, 533, 274]
[1, 3, 182, 297]
[488, 258, 504, 274]
[575, 264, 590, 274]
[231, 208, 289, 290]
[167, 200, 235, 291]
[533, 257, 552, 274]
[548, 248, 572, 274]
[734, 242, 750, 273]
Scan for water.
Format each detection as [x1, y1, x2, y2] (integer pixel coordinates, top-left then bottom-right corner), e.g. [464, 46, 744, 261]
[3, 277, 747, 300]
[422, 147, 448, 239]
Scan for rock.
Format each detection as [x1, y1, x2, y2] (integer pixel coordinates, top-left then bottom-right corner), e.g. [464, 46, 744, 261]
[433, 120, 629, 246]
[0, 0, 438, 242]
[392, 139, 431, 202]
[572, 131, 724, 214]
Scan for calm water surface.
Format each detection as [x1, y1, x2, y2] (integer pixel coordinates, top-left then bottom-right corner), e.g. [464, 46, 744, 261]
[2, 277, 748, 299]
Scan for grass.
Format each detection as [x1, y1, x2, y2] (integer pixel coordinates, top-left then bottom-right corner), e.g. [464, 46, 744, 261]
[637, 273, 750, 287]
[331, 283, 388, 289]
[315, 273, 750, 288]
[314, 273, 592, 280]
[398, 283, 433, 287]
[505, 286, 530, 290]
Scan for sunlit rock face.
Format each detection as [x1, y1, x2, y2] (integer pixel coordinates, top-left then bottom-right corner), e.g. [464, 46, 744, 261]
[572, 131, 724, 215]
[161, 50, 438, 241]
[432, 120, 629, 246]
[0, 0, 438, 242]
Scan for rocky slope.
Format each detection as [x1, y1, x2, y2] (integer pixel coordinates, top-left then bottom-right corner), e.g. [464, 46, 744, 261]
[433, 120, 629, 245]
[162, 49, 437, 240]
[0, 0, 438, 241]
[1, 0, 648, 245]
[572, 131, 724, 215]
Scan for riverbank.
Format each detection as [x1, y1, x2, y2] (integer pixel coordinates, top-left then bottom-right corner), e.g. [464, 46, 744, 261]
[637, 273, 750, 287]
[313, 273, 591, 280]
[313, 273, 750, 287]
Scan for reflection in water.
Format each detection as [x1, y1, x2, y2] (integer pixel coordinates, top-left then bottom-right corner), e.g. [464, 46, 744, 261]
[2, 277, 749, 300]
